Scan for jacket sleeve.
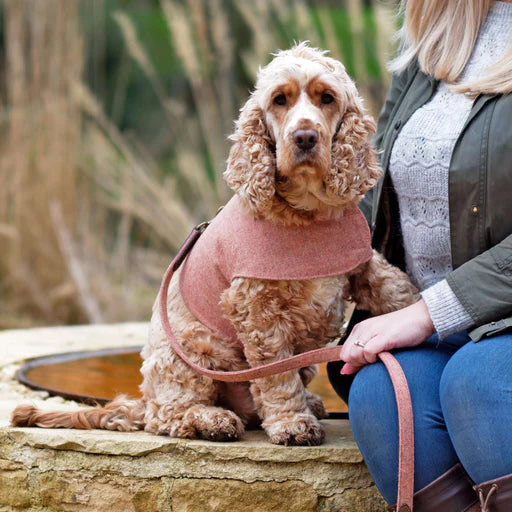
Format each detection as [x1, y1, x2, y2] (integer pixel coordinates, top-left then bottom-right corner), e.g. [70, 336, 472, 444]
[446, 233, 512, 332]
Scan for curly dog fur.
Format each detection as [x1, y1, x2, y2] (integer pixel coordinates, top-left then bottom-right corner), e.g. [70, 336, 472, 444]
[12, 43, 418, 445]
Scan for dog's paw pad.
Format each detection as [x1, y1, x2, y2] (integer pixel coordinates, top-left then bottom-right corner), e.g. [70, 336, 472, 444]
[266, 414, 325, 446]
[194, 408, 245, 442]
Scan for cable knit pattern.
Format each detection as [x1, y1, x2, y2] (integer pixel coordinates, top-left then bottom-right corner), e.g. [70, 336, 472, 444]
[389, 1, 512, 338]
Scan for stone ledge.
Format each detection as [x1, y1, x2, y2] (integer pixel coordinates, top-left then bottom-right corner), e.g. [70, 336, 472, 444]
[0, 323, 386, 511]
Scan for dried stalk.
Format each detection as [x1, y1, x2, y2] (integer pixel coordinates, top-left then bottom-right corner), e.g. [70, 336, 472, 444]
[50, 201, 104, 324]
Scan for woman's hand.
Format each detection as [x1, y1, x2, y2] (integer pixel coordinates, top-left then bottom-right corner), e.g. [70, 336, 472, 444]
[339, 299, 435, 375]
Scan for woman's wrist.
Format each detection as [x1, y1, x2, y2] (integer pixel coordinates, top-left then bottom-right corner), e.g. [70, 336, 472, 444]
[413, 298, 435, 339]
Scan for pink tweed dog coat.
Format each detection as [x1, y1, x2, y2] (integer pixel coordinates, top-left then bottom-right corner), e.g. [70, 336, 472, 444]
[179, 195, 372, 347]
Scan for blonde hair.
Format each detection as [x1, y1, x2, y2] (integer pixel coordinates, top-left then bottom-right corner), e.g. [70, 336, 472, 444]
[389, 0, 512, 95]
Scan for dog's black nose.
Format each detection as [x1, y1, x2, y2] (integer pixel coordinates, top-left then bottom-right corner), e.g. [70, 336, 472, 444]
[292, 129, 318, 151]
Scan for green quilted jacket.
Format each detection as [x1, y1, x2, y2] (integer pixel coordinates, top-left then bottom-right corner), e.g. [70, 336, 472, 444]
[361, 60, 512, 342]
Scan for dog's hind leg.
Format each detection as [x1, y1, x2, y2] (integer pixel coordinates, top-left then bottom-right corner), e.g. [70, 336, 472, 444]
[142, 290, 246, 441]
[300, 366, 328, 420]
[141, 351, 245, 441]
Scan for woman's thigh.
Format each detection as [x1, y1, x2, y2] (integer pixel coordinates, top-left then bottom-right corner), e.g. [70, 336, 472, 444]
[440, 332, 512, 484]
[347, 335, 466, 504]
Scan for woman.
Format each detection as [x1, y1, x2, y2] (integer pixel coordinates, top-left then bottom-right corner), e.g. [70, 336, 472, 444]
[327, 1, 512, 510]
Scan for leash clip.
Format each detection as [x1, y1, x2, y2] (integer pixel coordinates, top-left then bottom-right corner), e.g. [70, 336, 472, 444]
[195, 204, 225, 233]
[195, 221, 210, 233]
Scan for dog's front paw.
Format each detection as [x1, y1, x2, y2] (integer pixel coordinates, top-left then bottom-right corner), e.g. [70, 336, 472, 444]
[265, 413, 325, 446]
[305, 391, 328, 419]
[184, 405, 245, 442]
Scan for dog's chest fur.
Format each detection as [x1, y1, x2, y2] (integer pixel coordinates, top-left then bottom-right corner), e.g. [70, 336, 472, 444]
[221, 274, 349, 354]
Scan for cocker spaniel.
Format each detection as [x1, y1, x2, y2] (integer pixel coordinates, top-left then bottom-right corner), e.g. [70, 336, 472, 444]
[12, 43, 418, 446]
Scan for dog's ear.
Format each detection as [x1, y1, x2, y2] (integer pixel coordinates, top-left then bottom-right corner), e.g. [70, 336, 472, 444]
[325, 98, 381, 203]
[224, 96, 276, 216]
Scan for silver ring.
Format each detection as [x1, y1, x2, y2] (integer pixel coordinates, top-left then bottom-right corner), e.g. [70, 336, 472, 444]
[354, 339, 366, 348]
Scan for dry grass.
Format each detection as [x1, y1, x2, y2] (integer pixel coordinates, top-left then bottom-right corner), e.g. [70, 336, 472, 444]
[1, 0, 83, 326]
[0, 0, 398, 328]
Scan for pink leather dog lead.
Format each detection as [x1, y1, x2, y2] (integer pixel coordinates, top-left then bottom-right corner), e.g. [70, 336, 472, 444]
[159, 222, 415, 512]
[379, 352, 415, 512]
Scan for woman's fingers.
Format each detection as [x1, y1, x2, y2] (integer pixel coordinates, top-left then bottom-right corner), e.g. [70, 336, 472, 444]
[341, 325, 372, 359]
[340, 362, 363, 375]
[361, 336, 390, 363]
[340, 339, 371, 366]
[340, 332, 392, 366]
[340, 336, 389, 374]
[340, 322, 379, 366]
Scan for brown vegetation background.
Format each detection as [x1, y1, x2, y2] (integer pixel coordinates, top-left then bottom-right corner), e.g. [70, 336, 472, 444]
[0, 0, 398, 329]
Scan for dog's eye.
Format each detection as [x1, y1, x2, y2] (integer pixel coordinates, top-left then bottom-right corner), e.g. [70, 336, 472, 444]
[321, 93, 334, 105]
[273, 94, 287, 106]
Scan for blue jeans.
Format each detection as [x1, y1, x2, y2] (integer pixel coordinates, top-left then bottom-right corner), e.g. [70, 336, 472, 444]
[328, 331, 512, 505]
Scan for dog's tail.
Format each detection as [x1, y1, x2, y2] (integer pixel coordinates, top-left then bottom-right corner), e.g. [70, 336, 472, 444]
[11, 395, 146, 431]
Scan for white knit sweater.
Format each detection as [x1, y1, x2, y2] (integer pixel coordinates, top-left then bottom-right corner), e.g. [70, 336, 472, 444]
[388, 1, 512, 339]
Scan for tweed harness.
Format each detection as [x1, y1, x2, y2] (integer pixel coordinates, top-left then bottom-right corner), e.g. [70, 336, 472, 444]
[179, 195, 373, 347]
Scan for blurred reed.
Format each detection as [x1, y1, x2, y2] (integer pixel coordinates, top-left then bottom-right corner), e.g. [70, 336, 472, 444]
[0, 0, 398, 328]
[1, 0, 84, 327]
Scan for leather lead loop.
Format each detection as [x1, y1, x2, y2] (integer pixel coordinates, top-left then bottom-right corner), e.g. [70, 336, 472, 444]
[379, 352, 415, 511]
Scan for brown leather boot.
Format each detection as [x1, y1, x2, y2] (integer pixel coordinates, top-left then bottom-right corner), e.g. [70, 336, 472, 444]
[387, 464, 479, 511]
[474, 473, 512, 511]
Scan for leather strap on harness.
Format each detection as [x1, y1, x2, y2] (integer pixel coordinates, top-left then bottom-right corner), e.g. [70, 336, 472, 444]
[159, 222, 415, 511]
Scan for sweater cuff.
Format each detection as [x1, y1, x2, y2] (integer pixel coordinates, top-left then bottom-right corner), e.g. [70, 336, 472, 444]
[421, 279, 475, 340]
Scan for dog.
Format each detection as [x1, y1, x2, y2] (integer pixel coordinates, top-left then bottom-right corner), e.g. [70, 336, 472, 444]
[12, 43, 418, 446]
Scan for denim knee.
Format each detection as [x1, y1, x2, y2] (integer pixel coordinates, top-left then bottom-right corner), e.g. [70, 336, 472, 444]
[440, 333, 512, 483]
[347, 344, 460, 504]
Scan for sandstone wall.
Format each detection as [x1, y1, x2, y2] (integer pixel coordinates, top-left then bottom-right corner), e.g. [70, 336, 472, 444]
[0, 324, 386, 511]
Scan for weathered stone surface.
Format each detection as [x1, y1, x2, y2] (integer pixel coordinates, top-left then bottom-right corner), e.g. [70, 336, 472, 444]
[0, 459, 30, 508]
[36, 471, 167, 512]
[0, 425, 386, 511]
[171, 478, 318, 512]
[318, 488, 387, 512]
[2, 420, 362, 462]
[0, 323, 387, 512]
[0, 427, 376, 490]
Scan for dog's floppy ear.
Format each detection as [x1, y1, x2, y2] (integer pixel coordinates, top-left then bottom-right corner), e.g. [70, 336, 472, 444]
[325, 98, 381, 203]
[224, 96, 276, 216]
